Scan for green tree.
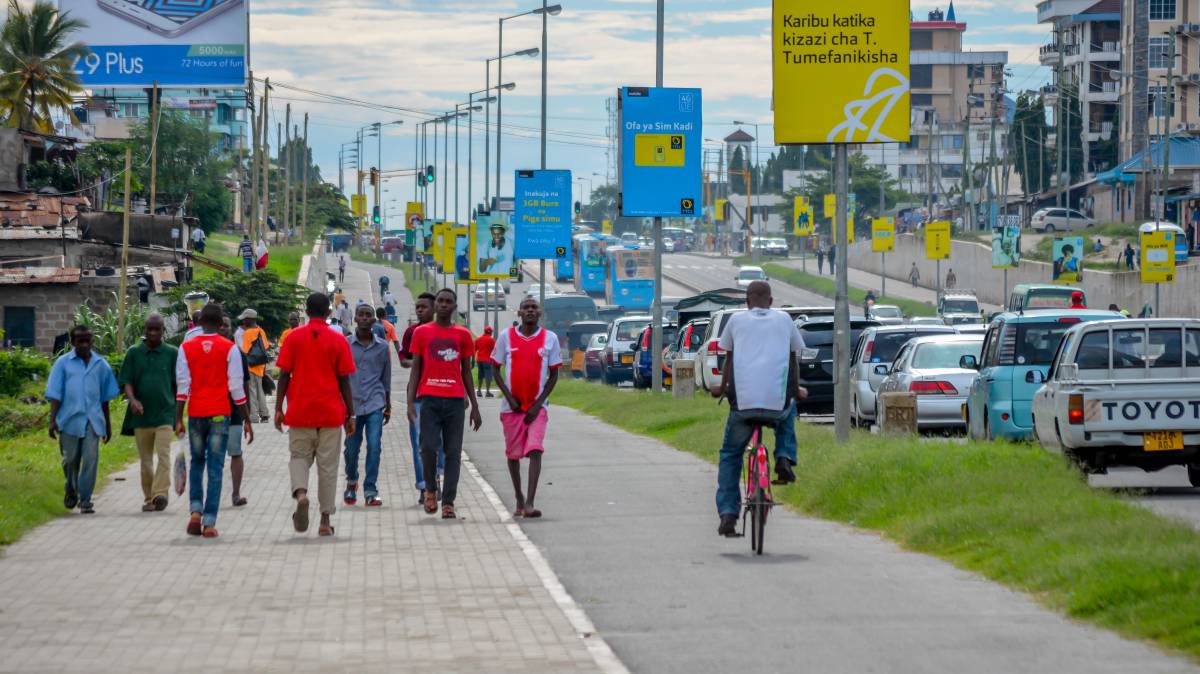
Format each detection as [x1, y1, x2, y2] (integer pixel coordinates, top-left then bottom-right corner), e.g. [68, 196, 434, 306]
[303, 181, 355, 237]
[128, 111, 231, 231]
[728, 146, 747, 194]
[166, 269, 307, 338]
[1012, 92, 1051, 197]
[0, 0, 87, 132]
[780, 152, 911, 238]
[581, 183, 617, 223]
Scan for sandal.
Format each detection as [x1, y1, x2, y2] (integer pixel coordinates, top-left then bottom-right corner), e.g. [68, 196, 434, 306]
[441, 504, 456, 519]
[513, 506, 525, 518]
[293, 496, 310, 532]
[524, 507, 542, 519]
[319, 523, 335, 536]
[201, 526, 219, 538]
[423, 491, 438, 514]
[186, 513, 202, 536]
[232, 496, 248, 507]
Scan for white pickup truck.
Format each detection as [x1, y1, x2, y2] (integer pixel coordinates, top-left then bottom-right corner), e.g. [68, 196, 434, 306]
[1031, 318, 1200, 486]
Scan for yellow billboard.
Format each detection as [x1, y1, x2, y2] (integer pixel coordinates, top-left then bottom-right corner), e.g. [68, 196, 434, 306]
[601, 219, 613, 234]
[432, 221, 449, 272]
[1140, 229, 1176, 284]
[871, 217, 895, 253]
[793, 196, 814, 236]
[823, 193, 836, 217]
[351, 194, 366, 217]
[714, 198, 727, 222]
[925, 220, 951, 260]
[445, 226, 466, 275]
[772, 0, 911, 144]
[633, 133, 686, 167]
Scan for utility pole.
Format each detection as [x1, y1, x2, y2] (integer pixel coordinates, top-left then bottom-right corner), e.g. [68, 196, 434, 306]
[277, 122, 284, 244]
[651, 0, 665, 392]
[117, 147, 132, 352]
[833, 144, 850, 444]
[282, 105, 291, 244]
[879, 144, 886, 298]
[260, 81, 271, 244]
[1158, 26, 1176, 316]
[301, 113, 309, 237]
[962, 80, 973, 231]
[926, 109, 936, 213]
[1055, 25, 1065, 212]
[248, 74, 258, 238]
[148, 81, 159, 216]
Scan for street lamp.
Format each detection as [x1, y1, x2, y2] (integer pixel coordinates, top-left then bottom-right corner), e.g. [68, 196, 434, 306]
[454, 102, 483, 225]
[487, 47, 539, 206]
[469, 85, 508, 218]
[733, 120, 762, 262]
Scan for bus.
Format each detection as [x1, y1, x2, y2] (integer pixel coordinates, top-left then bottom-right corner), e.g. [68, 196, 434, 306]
[554, 254, 574, 282]
[606, 246, 655, 311]
[573, 234, 608, 296]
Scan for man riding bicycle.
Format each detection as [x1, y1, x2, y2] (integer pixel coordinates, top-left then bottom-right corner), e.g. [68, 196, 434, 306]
[711, 281, 807, 537]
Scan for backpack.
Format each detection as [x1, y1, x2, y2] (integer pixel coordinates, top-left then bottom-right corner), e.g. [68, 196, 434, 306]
[245, 331, 269, 367]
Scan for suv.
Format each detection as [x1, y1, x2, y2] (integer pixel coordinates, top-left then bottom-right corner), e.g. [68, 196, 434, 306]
[600, 315, 653, 385]
[796, 318, 880, 414]
[849, 325, 958, 427]
[1029, 208, 1095, 232]
[964, 309, 1122, 441]
[938, 291, 982, 326]
[695, 308, 744, 394]
[632, 323, 679, 389]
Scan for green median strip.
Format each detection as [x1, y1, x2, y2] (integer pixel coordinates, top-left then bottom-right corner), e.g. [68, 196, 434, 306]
[552, 378, 1200, 661]
[761, 263, 936, 317]
[0, 400, 139, 548]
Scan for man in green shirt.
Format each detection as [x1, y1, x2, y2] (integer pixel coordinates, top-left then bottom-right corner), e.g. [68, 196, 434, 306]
[119, 313, 179, 512]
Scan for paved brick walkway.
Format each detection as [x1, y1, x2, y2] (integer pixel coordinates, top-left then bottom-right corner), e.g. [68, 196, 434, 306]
[0, 260, 612, 674]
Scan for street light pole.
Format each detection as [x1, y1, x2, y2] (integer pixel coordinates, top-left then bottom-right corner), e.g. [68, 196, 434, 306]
[651, 0, 664, 392]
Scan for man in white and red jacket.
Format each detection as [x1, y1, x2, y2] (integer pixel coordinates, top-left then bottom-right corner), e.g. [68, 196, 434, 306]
[175, 303, 254, 538]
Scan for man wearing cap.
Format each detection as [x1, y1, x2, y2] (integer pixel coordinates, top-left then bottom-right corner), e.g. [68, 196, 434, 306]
[480, 222, 512, 275]
[235, 309, 271, 423]
[475, 326, 496, 398]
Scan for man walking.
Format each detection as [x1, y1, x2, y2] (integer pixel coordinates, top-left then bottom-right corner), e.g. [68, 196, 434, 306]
[828, 244, 836, 269]
[236, 309, 270, 423]
[490, 298, 561, 518]
[945, 268, 957, 289]
[338, 255, 347, 283]
[46, 325, 119, 514]
[908, 262, 921, 288]
[190, 226, 206, 253]
[279, 311, 301, 346]
[344, 304, 391, 507]
[238, 234, 254, 273]
[335, 298, 354, 336]
[475, 326, 496, 398]
[373, 306, 403, 360]
[218, 316, 252, 507]
[119, 313, 178, 512]
[816, 246, 825, 275]
[406, 289, 482, 519]
[175, 304, 254, 537]
[400, 292, 440, 502]
[276, 293, 356, 537]
[710, 281, 807, 536]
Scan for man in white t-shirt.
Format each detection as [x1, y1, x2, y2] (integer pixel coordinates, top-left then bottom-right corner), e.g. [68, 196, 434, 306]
[711, 281, 807, 537]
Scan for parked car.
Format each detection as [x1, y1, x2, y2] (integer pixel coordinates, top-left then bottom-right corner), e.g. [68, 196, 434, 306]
[664, 317, 710, 377]
[874, 334, 985, 431]
[472, 280, 506, 311]
[381, 236, 404, 253]
[964, 309, 1122, 441]
[751, 237, 788, 257]
[632, 323, 679, 389]
[620, 232, 638, 245]
[600, 315, 653, 385]
[663, 237, 676, 252]
[849, 325, 958, 427]
[583, 333, 608, 380]
[735, 265, 767, 289]
[1029, 208, 1095, 232]
[1030, 318, 1200, 483]
[795, 318, 880, 414]
[695, 308, 745, 394]
[867, 304, 904, 325]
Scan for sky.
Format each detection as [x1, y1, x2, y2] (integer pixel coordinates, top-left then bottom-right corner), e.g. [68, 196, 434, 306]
[246, 0, 1052, 224]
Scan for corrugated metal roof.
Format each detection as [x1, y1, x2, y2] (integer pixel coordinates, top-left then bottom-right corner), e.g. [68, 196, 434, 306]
[0, 267, 81, 285]
[1097, 135, 1200, 184]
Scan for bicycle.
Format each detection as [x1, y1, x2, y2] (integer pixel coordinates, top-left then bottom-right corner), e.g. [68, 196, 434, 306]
[742, 421, 775, 555]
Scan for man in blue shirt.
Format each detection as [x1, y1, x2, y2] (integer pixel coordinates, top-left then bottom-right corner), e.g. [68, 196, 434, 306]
[344, 304, 392, 507]
[45, 325, 120, 514]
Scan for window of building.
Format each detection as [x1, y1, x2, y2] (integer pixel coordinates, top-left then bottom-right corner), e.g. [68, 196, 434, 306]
[941, 135, 963, 150]
[120, 102, 142, 118]
[967, 64, 986, 79]
[1150, 84, 1175, 117]
[911, 93, 933, 107]
[1149, 0, 1176, 21]
[911, 31, 932, 50]
[941, 164, 963, 178]
[911, 64, 933, 89]
[2, 307, 35, 348]
[1149, 36, 1172, 69]
[899, 137, 919, 150]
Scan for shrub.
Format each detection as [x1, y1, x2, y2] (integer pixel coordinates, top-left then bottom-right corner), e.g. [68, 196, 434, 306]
[165, 268, 308, 337]
[72, 293, 148, 359]
[0, 348, 50, 397]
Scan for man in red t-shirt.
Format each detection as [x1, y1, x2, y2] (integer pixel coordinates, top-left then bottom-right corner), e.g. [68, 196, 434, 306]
[406, 288, 481, 519]
[474, 326, 496, 398]
[275, 293, 356, 537]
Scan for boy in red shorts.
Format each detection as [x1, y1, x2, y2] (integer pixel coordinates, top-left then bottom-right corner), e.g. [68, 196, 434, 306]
[490, 297, 561, 518]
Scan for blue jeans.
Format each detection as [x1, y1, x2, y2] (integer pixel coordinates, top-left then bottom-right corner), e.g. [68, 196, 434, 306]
[242, 257, 252, 272]
[407, 400, 444, 491]
[716, 408, 785, 516]
[774, 399, 797, 466]
[188, 416, 230, 527]
[59, 429, 100, 506]
[344, 409, 384, 497]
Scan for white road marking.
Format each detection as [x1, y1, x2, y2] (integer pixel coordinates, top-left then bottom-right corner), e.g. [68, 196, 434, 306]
[462, 452, 631, 674]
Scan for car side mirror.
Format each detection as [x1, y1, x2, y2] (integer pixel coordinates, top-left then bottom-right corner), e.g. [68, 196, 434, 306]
[873, 364, 889, 376]
[1025, 370, 1045, 384]
[959, 354, 978, 370]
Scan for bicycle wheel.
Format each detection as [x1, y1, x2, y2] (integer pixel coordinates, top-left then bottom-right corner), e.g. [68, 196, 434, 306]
[750, 487, 766, 555]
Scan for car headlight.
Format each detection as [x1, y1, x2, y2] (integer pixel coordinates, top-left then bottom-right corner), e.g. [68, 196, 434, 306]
[799, 347, 819, 361]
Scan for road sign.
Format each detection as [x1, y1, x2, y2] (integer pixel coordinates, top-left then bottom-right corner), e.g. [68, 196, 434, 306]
[925, 221, 951, 260]
[617, 87, 703, 217]
[794, 196, 814, 236]
[513, 169, 572, 259]
[825, 193, 855, 242]
[871, 217, 894, 252]
[351, 194, 366, 217]
[1141, 229, 1175, 283]
[772, 0, 911, 144]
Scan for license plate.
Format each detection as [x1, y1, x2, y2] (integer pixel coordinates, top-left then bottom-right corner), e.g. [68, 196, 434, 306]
[621, 354, 633, 364]
[1143, 431, 1184, 452]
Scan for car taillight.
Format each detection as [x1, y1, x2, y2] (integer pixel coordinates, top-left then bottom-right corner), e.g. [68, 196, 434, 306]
[1068, 393, 1084, 425]
[706, 340, 723, 354]
[861, 339, 874, 363]
[909, 380, 958, 395]
[1057, 317, 1081, 324]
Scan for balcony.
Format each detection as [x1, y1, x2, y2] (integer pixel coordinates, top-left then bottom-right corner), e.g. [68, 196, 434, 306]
[1041, 83, 1059, 103]
[1087, 79, 1119, 101]
[1088, 40, 1120, 61]
[1037, 0, 1096, 23]
[1039, 43, 1061, 65]
[1086, 120, 1115, 141]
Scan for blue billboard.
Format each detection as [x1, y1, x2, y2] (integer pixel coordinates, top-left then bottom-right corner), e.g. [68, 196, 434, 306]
[513, 169, 572, 260]
[618, 87, 702, 218]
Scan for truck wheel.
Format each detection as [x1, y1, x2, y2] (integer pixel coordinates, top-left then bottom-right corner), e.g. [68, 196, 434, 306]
[1189, 464, 1200, 488]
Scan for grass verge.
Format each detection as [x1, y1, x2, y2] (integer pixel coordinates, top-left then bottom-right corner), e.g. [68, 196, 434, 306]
[0, 399, 139, 547]
[762, 263, 936, 317]
[197, 232, 308, 282]
[552, 378, 1200, 660]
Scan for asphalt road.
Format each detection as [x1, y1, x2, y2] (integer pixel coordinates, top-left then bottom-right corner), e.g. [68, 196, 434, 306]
[1092, 467, 1200, 530]
[663, 252, 833, 307]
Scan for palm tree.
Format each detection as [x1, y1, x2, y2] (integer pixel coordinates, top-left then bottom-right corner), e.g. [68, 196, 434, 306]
[0, 0, 87, 132]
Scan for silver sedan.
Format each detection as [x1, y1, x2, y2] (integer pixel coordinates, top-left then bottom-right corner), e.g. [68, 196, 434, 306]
[873, 334, 984, 431]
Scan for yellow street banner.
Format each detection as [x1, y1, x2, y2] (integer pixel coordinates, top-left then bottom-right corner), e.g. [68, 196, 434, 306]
[772, 1, 911, 144]
[823, 193, 836, 217]
[714, 198, 727, 222]
[1140, 229, 1176, 284]
[793, 196, 814, 236]
[432, 221, 449, 272]
[602, 219, 613, 234]
[351, 194, 366, 217]
[925, 220, 951, 260]
[871, 217, 895, 252]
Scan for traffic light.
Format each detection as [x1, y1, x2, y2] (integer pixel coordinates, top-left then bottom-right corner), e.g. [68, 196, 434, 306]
[372, 205, 381, 225]
[369, 167, 379, 186]
[574, 200, 581, 215]
[425, 165, 436, 184]
[417, 171, 426, 187]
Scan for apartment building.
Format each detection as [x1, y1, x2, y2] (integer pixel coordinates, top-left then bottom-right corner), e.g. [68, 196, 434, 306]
[69, 88, 249, 152]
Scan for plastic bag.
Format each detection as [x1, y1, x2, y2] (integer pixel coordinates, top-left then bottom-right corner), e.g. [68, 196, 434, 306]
[173, 439, 188, 496]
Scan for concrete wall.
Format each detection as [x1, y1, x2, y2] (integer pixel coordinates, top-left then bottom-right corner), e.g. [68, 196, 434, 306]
[299, 239, 327, 291]
[0, 277, 136, 353]
[846, 233, 1200, 317]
